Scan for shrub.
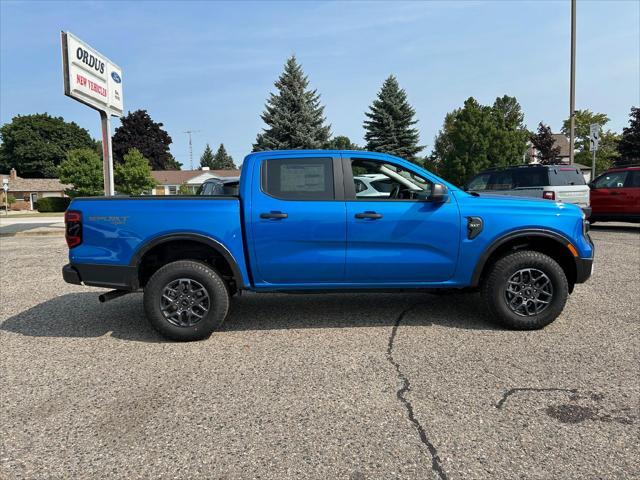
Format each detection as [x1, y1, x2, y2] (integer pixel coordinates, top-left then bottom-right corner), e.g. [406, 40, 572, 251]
[58, 148, 104, 197]
[35, 197, 71, 212]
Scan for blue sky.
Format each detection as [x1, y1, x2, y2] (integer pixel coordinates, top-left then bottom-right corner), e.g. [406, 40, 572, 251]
[1, 0, 638, 169]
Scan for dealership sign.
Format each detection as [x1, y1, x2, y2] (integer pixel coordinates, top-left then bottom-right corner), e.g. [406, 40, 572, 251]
[61, 32, 123, 116]
[61, 32, 123, 195]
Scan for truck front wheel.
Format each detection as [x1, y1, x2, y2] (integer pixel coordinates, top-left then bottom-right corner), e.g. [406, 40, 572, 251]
[481, 250, 568, 330]
[143, 260, 230, 341]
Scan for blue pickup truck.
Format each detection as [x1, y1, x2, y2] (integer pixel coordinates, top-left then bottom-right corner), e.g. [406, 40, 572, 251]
[63, 150, 593, 341]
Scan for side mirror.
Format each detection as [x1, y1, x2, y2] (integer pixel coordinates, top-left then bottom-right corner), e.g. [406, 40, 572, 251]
[588, 182, 595, 190]
[429, 183, 449, 202]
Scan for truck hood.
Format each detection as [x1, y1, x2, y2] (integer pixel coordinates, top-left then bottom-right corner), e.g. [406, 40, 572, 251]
[466, 192, 583, 214]
[474, 192, 549, 203]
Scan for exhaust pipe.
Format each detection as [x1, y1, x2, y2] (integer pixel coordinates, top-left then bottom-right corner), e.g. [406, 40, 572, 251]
[98, 289, 129, 303]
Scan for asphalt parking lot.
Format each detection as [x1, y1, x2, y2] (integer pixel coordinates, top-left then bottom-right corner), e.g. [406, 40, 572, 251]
[1, 226, 638, 479]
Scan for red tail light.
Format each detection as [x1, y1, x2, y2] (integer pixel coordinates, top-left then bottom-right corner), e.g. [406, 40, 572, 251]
[65, 210, 82, 248]
[543, 191, 555, 200]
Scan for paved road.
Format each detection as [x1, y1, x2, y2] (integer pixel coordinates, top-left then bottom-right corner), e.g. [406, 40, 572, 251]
[0, 216, 64, 236]
[1, 226, 638, 479]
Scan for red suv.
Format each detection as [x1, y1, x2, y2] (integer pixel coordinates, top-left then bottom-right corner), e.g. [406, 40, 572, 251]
[589, 166, 640, 223]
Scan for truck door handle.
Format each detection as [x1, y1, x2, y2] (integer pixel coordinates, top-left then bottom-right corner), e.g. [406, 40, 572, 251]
[260, 211, 288, 219]
[610, 191, 621, 195]
[355, 211, 383, 219]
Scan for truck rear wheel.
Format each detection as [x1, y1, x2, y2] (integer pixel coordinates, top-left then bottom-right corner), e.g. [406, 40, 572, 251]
[143, 260, 230, 341]
[481, 250, 568, 330]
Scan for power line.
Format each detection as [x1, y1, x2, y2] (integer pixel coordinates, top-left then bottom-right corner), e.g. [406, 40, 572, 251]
[183, 130, 202, 170]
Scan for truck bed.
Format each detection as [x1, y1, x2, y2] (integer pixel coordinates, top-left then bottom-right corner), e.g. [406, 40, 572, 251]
[67, 196, 249, 287]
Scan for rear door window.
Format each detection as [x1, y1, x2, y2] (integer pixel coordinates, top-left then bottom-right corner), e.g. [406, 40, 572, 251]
[549, 167, 586, 186]
[262, 157, 334, 200]
[593, 171, 628, 189]
[514, 169, 548, 188]
[488, 171, 514, 190]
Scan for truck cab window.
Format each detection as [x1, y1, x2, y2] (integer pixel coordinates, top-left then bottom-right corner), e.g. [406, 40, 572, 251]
[262, 157, 334, 200]
[351, 159, 432, 200]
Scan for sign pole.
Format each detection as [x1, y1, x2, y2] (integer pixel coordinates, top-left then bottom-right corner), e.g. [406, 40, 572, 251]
[100, 110, 115, 195]
[2, 182, 8, 216]
[3, 196, 6, 215]
[589, 123, 600, 182]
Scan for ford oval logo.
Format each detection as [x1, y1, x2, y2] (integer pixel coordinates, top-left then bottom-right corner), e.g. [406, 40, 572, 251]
[111, 72, 121, 83]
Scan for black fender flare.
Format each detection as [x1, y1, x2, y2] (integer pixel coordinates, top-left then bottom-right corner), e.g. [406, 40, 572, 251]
[470, 229, 574, 287]
[130, 233, 245, 288]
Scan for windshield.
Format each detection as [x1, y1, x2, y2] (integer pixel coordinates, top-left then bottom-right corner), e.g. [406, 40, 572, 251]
[549, 167, 586, 186]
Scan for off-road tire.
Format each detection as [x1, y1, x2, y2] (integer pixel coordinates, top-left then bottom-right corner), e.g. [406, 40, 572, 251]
[144, 260, 230, 341]
[481, 250, 568, 330]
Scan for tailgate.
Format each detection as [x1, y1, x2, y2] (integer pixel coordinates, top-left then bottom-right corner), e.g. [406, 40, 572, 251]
[553, 186, 590, 207]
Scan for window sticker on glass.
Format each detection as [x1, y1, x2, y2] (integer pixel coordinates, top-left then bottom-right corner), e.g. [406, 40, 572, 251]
[280, 165, 325, 192]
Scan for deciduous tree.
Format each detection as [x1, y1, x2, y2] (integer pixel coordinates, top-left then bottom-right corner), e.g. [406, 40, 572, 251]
[253, 56, 331, 151]
[112, 110, 180, 170]
[327, 135, 360, 150]
[0, 113, 96, 178]
[431, 96, 529, 186]
[363, 75, 423, 162]
[114, 148, 156, 195]
[562, 109, 618, 173]
[530, 122, 561, 164]
[58, 148, 104, 197]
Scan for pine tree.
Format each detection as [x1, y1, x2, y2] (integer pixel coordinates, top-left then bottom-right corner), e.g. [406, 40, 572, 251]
[200, 143, 215, 169]
[617, 106, 640, 166]
[212, 144, 236, 170]
[530, 122, 561, 164]
[363, 75, 423, 162]
[253, 56, 331, 151]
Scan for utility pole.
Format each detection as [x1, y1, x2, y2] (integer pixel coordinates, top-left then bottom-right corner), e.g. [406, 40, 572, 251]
[183, 130, 201, 170]
[569, 0, 576, 165]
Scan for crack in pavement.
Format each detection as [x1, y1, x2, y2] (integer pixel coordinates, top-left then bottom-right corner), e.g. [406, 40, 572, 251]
[386, 303, 448, 480]
[495, 388, 578, 409]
